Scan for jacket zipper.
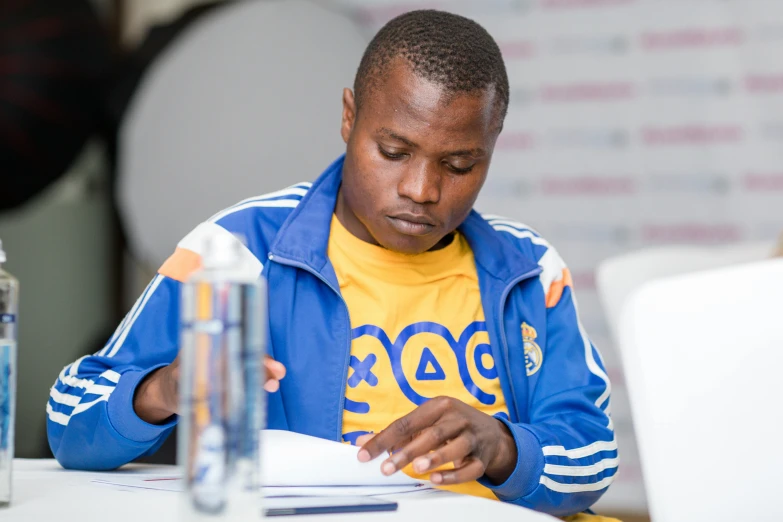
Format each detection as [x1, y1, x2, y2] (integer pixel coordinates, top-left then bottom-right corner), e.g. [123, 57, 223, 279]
[270, 253, 542, 434]
[267, 253, 352, 441]
[497, 267, 542, 423]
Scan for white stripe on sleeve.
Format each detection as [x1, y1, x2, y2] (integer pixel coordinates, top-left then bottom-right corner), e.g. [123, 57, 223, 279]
[82, 384, 115, 396]
[210, 198, 302, 223]
[47, 403, 70, 426]
[98, 277, 156, 357]
[536, 245, 613, 416]
[490, 225, 551, 248]
[539, 475, 615, 493]
[49, 388, 82, 407]
[71, 395, 111, 416]
[207, 184, 310, 222]
[57, 365, 94, 389]
[481, 214, 542, 235]
[485, 218, 540, 235]
[544, 457, 619, 477]
[101, 370, 121, 383]
[106, 274, 164, 358]
[69, 356, 87, 376]
[573, 296, 612, 412]
[542, 438, 617, 458]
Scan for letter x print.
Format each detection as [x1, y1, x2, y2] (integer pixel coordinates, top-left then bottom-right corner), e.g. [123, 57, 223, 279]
[348, 354, 378, 387]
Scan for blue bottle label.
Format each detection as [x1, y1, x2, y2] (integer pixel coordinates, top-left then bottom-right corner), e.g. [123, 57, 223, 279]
[0, 314, 14, 324]
[1, 341, 14, 452]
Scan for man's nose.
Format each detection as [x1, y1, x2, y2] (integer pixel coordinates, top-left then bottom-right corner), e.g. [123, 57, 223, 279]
[397, 161, 441, 204]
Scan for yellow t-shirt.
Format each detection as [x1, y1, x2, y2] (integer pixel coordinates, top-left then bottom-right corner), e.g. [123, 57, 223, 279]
[328, 215, 509, 499]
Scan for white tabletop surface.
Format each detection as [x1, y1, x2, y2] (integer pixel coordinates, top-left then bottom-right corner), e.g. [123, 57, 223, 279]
[4, 459, 557, 522]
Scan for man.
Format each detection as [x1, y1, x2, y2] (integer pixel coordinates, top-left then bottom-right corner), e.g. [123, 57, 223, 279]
[47, 10, 616, 518]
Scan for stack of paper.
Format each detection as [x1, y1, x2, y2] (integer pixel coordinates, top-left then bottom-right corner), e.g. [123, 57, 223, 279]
[92, 430, 433, 498]
[260, 430, 430, 496]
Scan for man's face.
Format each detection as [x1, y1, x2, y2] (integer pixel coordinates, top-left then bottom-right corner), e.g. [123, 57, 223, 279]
[336, 60, 502, 254]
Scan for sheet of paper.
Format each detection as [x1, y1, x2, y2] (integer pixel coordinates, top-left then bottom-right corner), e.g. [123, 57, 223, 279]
[92, 475, 182, 492]
[90, 478, 434, 498]
[91, 429, 426, 493]
[260, 429, 424, 487]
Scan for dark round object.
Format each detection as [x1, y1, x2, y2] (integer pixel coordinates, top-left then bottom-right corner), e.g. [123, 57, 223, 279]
[0, 0, 111, 211]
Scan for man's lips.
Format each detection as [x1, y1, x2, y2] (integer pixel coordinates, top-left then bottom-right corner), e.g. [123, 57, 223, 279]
[386, 213, 436, 236]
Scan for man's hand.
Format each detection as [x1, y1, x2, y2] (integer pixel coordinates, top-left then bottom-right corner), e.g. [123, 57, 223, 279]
[133, 354, 286, 424]
[356, 397, 517, 486]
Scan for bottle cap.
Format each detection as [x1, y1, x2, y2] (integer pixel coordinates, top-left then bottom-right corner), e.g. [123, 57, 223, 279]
[202, 232, 247, 269]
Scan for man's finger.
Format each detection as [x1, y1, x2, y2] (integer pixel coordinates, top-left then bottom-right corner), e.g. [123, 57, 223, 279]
[358, 433, 416, 463]
[264, 379, 280, 393]
[387, 434, 416, 455]
[411, 434, 473, 474]
[430, 456, 485, 485]
[358, 400, 447, 462]
[381, 422, 462, 475]
[264, 358, 286, 380]
[355, 433, 375, 447]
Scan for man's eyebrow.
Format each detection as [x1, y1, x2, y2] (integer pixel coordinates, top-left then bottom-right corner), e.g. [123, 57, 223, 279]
[377, 128, 417, 148]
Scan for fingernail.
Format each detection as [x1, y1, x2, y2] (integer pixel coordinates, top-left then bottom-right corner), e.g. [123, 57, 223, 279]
[264, 380, 279, 393]
[357, 449, 370, 463]
[381, 462, 396, 475]
[413, 457, 430, 473]
[431, 473, 443, 484]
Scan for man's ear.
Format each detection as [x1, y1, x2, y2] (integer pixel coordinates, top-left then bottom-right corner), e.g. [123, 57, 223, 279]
[341, 88, 356, 144]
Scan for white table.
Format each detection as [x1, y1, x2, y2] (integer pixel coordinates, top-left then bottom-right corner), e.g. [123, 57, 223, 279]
[5, 459, 556, 521]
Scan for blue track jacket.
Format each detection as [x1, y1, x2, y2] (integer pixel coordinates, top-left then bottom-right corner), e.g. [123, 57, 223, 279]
[46, 156, 616, 517]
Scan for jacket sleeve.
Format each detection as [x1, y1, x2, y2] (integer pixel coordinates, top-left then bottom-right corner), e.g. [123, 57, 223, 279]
[45, 184, 310, 470]
[46, 274, 180, 470]
[46, 216, 270, 470]
[480, 250, 615, 516]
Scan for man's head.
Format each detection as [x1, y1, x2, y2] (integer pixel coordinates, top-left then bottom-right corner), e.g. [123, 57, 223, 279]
[336, 10, 509, 254]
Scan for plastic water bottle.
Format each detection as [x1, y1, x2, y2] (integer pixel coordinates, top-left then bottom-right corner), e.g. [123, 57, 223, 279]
[0, 239, 18, 508]
[177, 233, 266, 517]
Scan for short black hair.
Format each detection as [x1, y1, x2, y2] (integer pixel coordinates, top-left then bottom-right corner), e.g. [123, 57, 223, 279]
[354, 10, 509, 124]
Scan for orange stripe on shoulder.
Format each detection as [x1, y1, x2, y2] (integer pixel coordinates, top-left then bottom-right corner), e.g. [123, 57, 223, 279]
[158, 247, 202, 282]
[545, 268, 573, 308]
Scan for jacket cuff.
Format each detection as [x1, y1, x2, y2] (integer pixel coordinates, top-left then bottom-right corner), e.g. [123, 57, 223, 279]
[107, 366, 177, 443]
[478, 415, 544, 501]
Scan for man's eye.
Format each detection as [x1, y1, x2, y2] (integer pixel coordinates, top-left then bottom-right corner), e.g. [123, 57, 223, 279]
[378, 146, 406, 160]
[447, 163, 475, 174]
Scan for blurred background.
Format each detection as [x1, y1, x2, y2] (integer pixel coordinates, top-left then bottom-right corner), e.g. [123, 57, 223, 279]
[1, 1, 781, 520]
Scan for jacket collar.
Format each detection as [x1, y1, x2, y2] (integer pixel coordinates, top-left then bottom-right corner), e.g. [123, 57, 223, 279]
[269, 155, 540, 284]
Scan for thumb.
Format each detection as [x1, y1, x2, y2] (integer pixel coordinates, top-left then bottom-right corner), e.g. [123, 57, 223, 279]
[264, 357, 287, 380]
